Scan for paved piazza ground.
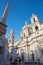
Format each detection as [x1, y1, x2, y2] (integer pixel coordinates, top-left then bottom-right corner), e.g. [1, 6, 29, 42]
[20, 61, 43, 65]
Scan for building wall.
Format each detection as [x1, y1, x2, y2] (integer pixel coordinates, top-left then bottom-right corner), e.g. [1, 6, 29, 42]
[8, 14, 43, 63]
[17, 32, 43, 62]
[15, 14, 43, 63]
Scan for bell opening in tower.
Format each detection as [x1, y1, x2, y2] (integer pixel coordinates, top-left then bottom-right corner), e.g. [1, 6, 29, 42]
[33, 18, 36, 22]
[35, 26, 38, 31]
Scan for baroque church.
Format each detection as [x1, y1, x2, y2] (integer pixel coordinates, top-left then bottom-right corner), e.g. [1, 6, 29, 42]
[0, 1, 43, 65]
[8, 14, 43, 63]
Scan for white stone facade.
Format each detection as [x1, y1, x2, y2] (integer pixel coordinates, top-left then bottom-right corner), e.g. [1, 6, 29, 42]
[12, 14, 43, 63]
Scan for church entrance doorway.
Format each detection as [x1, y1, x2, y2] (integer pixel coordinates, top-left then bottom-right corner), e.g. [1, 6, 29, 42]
[31, 53, 34, 61]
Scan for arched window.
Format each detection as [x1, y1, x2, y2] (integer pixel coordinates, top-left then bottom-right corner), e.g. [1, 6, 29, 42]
[28, 28, 31, 35]
[35, 26, 38, 30]
[33, 18, 35, 22]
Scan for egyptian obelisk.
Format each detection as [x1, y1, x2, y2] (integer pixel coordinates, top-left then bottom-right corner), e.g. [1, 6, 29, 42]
[0, 2, 10, 35]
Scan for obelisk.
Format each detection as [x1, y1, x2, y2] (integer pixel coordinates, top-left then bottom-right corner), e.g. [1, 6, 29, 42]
[0, 2, 10, 35]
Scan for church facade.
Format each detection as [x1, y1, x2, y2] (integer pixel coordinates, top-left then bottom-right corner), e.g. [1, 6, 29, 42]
[8, 14, 43, 63]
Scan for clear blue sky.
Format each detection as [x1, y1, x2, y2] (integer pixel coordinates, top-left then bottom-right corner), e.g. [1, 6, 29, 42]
[0, 0, 43, 41]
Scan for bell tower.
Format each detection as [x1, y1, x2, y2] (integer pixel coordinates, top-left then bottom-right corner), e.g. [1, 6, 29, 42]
[8, 29, 14, 53]
[30, 14, 41, 32]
